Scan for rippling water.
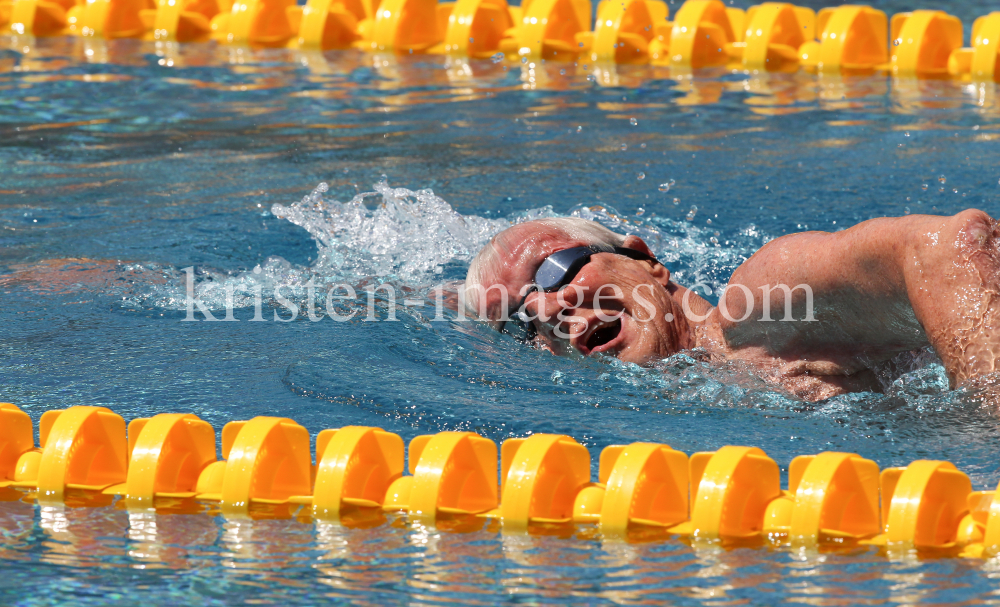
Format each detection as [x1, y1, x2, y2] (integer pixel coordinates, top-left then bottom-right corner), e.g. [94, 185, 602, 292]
[4, 6, 1000, 602]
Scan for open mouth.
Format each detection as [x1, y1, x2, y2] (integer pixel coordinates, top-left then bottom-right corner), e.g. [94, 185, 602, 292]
[585, 317, 622, 353]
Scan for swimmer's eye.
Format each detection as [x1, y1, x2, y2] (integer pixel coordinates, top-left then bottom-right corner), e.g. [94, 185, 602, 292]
[502, 311, 537, 344]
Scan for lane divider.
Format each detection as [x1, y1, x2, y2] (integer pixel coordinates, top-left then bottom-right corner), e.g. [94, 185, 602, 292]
[799, 5, 888, 73]
[7, 0, 1000, 84]
[890, 9, 963, 77]
[2, 402, 999, 557]
[654, 0, 743, 69]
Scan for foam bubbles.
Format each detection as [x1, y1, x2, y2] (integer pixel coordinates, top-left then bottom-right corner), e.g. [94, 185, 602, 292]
[271, 177, 508, 283]
[125, 179, 512, 312]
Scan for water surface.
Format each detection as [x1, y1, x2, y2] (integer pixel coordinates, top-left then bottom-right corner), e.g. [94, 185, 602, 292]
[3, 13, 1000, 604]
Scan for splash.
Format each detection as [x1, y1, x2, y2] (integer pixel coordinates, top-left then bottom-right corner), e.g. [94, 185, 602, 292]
[14, 179, 775, 317]
[270, 178, 511, 283]
[122, 178, 761, 312]
[123, 179, 517, 311]
[267, 178, 769, 296]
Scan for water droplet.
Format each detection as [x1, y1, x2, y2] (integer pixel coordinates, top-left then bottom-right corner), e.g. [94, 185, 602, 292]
[921, 184, 929, 191]
[576, 126, 583, 132]
[904, 131, 910, 137]
[686, 205, 698, 221]
[620, 143, 627, 151]
[637, 172, 645, 180]
[893, 38, 901, 46]
[502, 65, 507, 71]
[521, 56, 528, 64]
[938, 175, 946, 184]
[640, 143, 646, 148]
[658, 183, 671, 192]
[629, 117, 638, 126]
[672, 198, 680, 205]
[904, 206, 911, 215]
[586, 74, 596, 82]
[490, 52, 504, 63]
[469, 37, 474, 43]
[559, 69, 566, 75]
[636, 207, 645, 216]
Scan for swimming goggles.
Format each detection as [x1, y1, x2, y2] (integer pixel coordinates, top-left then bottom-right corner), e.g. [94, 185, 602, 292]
[502, 245, 660, 343]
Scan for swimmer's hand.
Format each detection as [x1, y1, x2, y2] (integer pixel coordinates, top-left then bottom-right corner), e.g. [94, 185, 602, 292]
[432, 281, 463, 312]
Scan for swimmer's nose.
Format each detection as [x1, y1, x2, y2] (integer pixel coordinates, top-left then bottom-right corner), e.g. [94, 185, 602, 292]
[529, 289, 586, 322]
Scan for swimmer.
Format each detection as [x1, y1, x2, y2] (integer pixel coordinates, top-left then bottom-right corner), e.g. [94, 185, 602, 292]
[464, 211, 1000, 401]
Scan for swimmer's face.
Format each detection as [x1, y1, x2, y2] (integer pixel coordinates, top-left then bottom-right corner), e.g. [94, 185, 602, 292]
[476, 222, 692, 365]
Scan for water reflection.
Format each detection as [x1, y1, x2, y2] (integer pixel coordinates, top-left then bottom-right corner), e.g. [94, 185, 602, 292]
[126, 501, 218, 570]
[816, 72, 890, 106]
[3, 35, 999, 119]
[676, 542, 773, 602]
[151, 40, 220, 69]
[502, 531, 605, 599]
[0, 488, 35, 561]
[402, 519, 494, 604]
[313, 517, 410, 604]
[518, 59, 579, 91]
[892, 77, 969, 113]
[672, 75, 735, 106]
[596, 539, 688, 605]
[219, 515, 316, 583]
[0, 486, 997, 604]
[590, 63, 653, 90]
[38, 495, 127, 568]
[966, 80, 1000, 111]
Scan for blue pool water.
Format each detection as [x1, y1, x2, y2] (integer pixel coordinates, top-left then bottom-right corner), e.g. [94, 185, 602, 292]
[4, 3, 1000, 602]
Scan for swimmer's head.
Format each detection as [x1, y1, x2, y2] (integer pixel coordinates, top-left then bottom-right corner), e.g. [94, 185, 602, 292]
[464, 218, 694, 364]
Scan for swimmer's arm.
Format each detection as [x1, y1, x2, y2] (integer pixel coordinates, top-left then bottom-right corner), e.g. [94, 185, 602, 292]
[716, 215, 936, 359]
[720, 210, 1000, 386]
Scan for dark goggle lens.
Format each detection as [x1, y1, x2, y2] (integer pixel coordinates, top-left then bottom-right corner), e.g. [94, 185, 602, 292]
[533, 246, 596, 291]
[535, 245, 657, 292]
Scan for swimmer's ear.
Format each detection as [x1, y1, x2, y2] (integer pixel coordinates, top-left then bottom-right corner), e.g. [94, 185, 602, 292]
[623, 235, 671, 284]
[622, 235, 654, 257]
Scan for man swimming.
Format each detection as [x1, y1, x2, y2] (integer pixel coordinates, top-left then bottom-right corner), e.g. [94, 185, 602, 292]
[463, 211, 1000, 401]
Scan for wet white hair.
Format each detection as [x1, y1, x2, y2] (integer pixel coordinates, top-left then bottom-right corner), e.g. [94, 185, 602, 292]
[463, 217, 626, 318]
